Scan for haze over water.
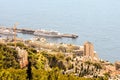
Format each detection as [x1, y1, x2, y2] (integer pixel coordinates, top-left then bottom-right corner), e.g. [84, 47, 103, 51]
[0, 0, 120, 62]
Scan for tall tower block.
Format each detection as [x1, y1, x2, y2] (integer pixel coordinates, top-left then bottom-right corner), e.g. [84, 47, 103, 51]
[84, 41, 94, 59]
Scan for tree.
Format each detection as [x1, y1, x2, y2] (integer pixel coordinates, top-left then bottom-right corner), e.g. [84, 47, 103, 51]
[26, 57, 32, 80]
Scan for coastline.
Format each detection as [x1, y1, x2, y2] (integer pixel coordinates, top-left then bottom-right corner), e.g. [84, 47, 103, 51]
[0, 35, 120, 79]
[0, 26, 119, 63]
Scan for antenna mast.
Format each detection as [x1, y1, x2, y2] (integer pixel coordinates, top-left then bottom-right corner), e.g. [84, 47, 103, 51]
[14, 22, 18, 47]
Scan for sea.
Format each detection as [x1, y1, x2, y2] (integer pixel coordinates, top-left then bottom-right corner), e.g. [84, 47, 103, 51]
[0, 0, 120, 62]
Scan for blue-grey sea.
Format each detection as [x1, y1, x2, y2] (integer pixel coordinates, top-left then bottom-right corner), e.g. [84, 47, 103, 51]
[0, 0, 120, 62]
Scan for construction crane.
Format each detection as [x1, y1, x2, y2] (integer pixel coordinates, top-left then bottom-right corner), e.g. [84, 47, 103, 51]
[13, 22, 18, 47]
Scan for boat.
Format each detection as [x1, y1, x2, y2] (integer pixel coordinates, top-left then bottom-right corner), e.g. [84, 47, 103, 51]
[0, 29, 15, 36]
[33, 29, 62, 38]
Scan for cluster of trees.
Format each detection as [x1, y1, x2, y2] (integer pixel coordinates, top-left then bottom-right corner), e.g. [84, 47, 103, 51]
[77, 61, 103, 78]
[0, 68, 106, 80]
[0, 43, 20, 69]
[0, 69, 27, 80]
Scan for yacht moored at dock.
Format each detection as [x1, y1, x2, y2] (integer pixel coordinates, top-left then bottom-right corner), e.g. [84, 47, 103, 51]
[33, 29, 62, 38]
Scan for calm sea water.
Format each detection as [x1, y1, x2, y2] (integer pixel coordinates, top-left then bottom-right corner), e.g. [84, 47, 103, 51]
[0, 0, 120, 62]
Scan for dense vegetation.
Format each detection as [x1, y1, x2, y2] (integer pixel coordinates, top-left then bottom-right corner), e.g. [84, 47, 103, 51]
[0, 42, 108, 80]
[0, 43, 20, 69]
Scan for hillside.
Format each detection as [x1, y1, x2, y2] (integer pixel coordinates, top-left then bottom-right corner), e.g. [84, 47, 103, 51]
[0, 38, 120, 80]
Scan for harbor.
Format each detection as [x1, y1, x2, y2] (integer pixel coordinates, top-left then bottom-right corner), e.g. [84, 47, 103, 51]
[0, 27, 78, 39]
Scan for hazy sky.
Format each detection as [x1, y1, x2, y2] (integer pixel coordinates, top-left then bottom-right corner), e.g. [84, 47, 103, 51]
[0, 0, 120, 27]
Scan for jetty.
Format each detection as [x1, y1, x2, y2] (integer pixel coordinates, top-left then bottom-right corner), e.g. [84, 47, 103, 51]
[0, 27, 78, 38]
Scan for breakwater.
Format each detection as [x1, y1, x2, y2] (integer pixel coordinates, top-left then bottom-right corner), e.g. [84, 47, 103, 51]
[0, 27, 78, 38]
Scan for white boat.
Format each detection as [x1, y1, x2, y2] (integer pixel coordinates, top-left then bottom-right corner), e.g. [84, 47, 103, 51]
[0, 29, 15, 36]
[33, 29, 62, 38]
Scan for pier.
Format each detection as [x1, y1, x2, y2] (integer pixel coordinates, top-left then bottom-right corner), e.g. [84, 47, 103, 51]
[61, 34, 78, 38]
[0, 27, 78, 39]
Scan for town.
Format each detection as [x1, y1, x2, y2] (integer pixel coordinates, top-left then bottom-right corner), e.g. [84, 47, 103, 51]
[0, 30, 120, 79]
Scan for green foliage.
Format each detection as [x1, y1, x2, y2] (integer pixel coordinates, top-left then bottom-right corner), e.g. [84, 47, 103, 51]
[26, 47, 39, 69]
[56, 53, 64, 59]
[0, 70, 13, 80]
[65, 56, 71, 62]
[25, 49, 46, 70]
[0, 68, 104, 80]
[85, 61, 102, 69]
[93, 63, 102, 69]
[7, 42, 26, 49]
[0, 69, 27, 80]
[32, 67, 99, 80]
[0, 43, 20, 69]
[41, 51, 66, 70]
[103, 72, 110, 77]
[58, 46, 66, 52]
[7, 42, 15, 46]
[85, 61, 93, 65]
[103, 72, 110, 80]
[27, 48, 37, 54]
[32, 69, 48, 80]
[34, 53, 47, 69]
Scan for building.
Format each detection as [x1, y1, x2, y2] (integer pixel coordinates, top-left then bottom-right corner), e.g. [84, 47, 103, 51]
[16, 47, 28, 68]
[83, 41, 95, 61]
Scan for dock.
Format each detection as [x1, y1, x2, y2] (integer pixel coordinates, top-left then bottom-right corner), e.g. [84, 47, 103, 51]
[61, 34, 78, 38]
[0, 27, 78, 39]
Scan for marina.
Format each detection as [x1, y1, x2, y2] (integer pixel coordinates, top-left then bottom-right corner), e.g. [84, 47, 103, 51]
[0, 27, 78, 38]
